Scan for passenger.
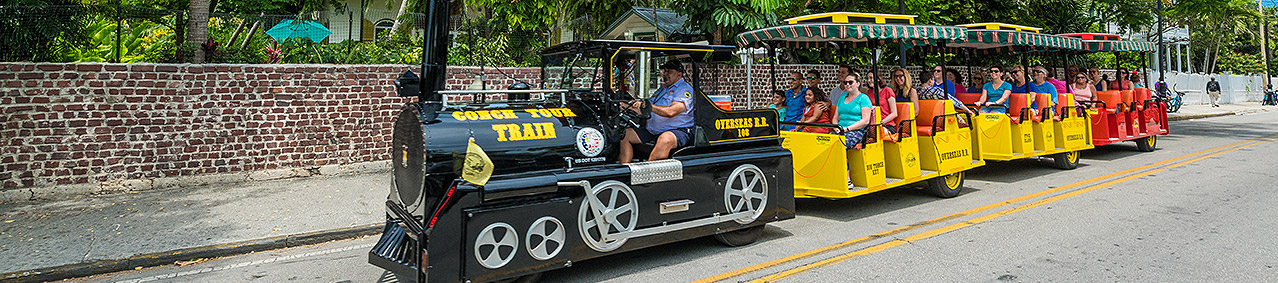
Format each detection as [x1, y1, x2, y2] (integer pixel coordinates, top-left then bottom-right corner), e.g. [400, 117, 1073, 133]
[966, 71, 986, 94]
[796, 88, 833, 134]
[976, 65, 1011, 114]
[890, 67, 920, 115]
[618, 61, 695, 164]
[1029, 66, 1059, 116]
[930, 66, 957, 95]
[1109, 68, 1132, 91]
[1131, 72, 1145, 89]
[945, 68, 966, 94]
[831, 65, 853, 103]
[857, 71, 898, 133]
[1045, 68, 1067, 94]
[768, 90, 787, 120]
[834, 74, 874, 150]
[1066, 65, 1080, 82]
[918, 70, 976, 115]
[1008, 65, 1030, 94]
[781, 71, 807, 130]
[805, 69, 824, 101]
[1087, 67, 1107, 91]
[1070, 72, 1096, 102]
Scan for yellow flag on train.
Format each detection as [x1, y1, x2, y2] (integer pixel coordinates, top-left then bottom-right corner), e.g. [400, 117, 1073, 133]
[462, 138, 493, 186]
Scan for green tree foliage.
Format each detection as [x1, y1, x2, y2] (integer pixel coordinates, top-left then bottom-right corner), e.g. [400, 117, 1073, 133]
[672, 0, 785, 44]
[0, 0, 93, 61]
[1167, 0, 1259, 73]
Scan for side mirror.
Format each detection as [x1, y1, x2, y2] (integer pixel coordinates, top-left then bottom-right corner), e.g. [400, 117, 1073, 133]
[395, 71, 421, 97]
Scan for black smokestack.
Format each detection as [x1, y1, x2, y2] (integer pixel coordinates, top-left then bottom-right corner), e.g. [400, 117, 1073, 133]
[420, 0, 451, 102]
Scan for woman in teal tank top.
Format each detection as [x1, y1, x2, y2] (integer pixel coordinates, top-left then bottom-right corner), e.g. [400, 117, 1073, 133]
[834, 74, 874, 149]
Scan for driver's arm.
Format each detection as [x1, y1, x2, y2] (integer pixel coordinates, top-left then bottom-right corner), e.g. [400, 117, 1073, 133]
[651, 101, 686, 118]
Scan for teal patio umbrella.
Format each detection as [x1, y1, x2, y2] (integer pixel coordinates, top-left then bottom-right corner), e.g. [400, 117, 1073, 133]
[265, 19, 332, 43]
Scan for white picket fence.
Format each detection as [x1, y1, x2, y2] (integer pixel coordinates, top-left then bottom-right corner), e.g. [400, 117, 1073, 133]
[1147, 72, 1272, 105]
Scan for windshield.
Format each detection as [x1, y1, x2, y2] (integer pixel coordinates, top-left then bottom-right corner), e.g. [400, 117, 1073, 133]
[542, 54, 603, 91]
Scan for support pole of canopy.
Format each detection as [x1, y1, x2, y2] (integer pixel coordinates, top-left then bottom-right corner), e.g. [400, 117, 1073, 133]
[1157, 0, 1166, 84]
[1061, 53, 1072, 95]
[768, 42, 778, 95]
[898, 0, 907, 68]
[872, 41, 881, 107]
[965, 50, 973, 93]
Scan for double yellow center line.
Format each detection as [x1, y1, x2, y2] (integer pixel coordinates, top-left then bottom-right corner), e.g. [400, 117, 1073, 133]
[697, 133, 1278, 283]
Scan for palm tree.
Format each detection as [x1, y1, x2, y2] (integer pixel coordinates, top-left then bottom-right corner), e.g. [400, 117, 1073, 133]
[187, 0, 210, 63]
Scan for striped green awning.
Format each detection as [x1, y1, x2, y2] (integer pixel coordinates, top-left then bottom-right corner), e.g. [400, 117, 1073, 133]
[1080, 40, 1157, 52]
[734, 23, 966, 48]
[912, 29, 1084, 54]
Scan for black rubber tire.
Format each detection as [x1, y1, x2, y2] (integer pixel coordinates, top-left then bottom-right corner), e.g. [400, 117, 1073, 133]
[1053, 151, 1080, 170]
[925, 172, 964, 198]
[1136, 136, 1156, 152]
[713, 225, 765, 247]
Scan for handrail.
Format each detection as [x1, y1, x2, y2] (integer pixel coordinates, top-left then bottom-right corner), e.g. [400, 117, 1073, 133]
[437, 89, 573, 94]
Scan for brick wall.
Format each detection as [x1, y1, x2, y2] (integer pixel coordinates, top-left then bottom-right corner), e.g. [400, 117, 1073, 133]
[0, 62, 1000, 194]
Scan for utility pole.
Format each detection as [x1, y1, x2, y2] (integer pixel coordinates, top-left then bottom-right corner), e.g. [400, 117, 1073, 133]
[1157, 0, 1165, 83]
[1262, 1, 1272, 89]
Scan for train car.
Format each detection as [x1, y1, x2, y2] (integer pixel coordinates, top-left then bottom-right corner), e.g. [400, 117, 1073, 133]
[1058, 33, 1167, 152]
[368, 1, 795, 282]
[735, 12, 985, 199]
[947, 23, 1094, 169]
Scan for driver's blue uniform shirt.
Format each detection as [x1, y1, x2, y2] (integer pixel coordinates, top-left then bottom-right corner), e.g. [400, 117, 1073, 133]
[646, 78, 695, 135]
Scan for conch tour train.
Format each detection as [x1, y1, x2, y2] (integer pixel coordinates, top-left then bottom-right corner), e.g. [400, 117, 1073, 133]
[367, 3, 1168, 282]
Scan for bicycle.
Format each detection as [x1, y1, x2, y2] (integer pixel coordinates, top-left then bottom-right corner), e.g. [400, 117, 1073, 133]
[1158, 83, 1184, 113]
[1264, 88, 1278, 106]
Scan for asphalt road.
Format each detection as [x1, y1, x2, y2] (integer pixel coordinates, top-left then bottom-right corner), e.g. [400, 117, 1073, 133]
[73, 111, 1278, 283]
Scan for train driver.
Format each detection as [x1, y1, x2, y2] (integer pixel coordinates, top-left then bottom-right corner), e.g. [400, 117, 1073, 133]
[618, 61, 695, 164]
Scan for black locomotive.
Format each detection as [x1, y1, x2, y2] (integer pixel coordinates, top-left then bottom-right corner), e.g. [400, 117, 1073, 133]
[367, 2, 795, 282]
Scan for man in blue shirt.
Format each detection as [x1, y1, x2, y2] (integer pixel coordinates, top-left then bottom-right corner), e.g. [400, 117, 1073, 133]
[931, 66, 956, 95]
[1029, 66, 1059, 117]
[619, 61, 696, 164]
[781, 71, 807, 130]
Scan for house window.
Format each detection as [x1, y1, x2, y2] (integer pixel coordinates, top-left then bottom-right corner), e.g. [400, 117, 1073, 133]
[374, 19, 395, 41]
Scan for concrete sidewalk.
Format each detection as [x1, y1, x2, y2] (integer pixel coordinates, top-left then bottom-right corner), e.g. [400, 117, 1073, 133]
[0, 173, 388, 282]
[1167, 101, 1272, 121]
[0, 102, 1272, 282]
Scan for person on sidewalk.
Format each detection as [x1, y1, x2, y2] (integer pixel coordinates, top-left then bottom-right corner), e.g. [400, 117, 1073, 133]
[1207, 77, 1221, 107]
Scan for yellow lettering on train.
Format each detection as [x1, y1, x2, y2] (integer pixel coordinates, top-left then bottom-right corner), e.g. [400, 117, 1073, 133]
[524, 109, 543, 118]
[454, 110, 520, 121]
[493, 123, 557, 142]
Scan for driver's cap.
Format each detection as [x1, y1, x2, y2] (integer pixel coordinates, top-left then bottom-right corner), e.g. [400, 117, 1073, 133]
[659, 61, 684, 73]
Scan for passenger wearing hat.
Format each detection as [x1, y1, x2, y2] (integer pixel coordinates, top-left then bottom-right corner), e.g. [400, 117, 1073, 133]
[618, 60, 695, 164]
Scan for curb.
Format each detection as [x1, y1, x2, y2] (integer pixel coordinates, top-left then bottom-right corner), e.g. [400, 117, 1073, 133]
[0, 223, 384, 283]
[0, 161, 391, 203]
[1167, 111, 1236, 121]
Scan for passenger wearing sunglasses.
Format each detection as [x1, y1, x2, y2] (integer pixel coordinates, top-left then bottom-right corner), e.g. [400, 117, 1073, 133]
[1029, 66, 1059, 116]
[1109, 68, 1133, 91]
[834, 74, 875, 150]
[976, 65, 1012, 114]
[889, 67, 920, 115]
[1008, 65, 1030, 94]
[1087, 67, 1107, 91]
[930, 66, 958, 95]
[1070, 73, 1097, 102]
[781, 71, 808, 130]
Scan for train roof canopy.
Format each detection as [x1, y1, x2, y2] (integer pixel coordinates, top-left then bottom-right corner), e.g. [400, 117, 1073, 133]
[942, 23, 1084, 53]
[735, 13, 964, 49]
[1059, 33, 1156, 52]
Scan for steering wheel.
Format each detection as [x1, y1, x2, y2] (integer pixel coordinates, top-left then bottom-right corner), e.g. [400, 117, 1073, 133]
[614, 91, 652, 129]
